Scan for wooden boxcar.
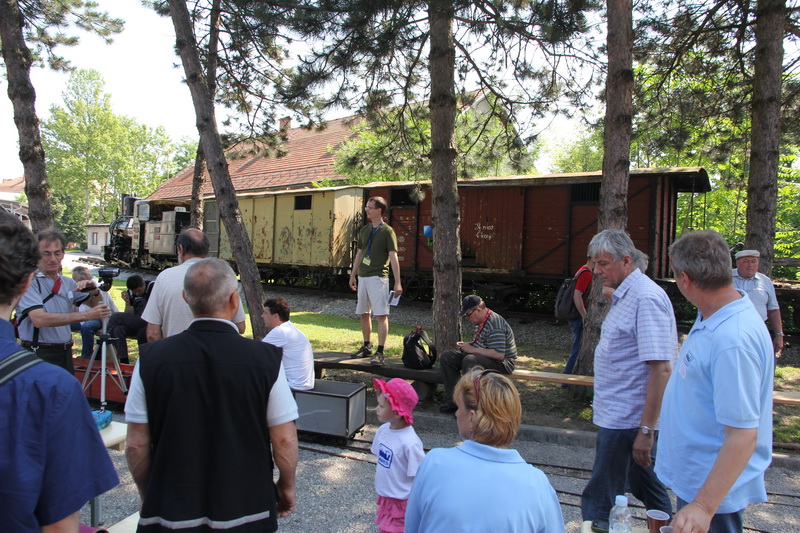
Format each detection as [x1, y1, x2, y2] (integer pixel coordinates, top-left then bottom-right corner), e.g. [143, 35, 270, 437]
[363, 167, 710, 300]
[208, 185, 363, 286]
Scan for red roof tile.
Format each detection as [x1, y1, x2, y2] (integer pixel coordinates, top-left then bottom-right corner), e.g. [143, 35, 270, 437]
[0, 177, 25, 194]
[148, 116, 360, 201]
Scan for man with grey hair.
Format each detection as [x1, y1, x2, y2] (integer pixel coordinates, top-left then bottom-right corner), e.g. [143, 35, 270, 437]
[142, 228, 246, 341]
[732, 249, 784, 354]
[657, 230, 773, 533]
[16, 228, 111, 371]
[581, 229, 675, 528]
[125, 258, 299, 531]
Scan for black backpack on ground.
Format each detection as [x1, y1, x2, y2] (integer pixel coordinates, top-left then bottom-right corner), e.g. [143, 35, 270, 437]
[402, 326, 437, 370]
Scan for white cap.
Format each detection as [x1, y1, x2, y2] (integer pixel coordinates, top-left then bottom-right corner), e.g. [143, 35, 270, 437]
[735, 249, 760, 260]
[615, 495, 628, 506]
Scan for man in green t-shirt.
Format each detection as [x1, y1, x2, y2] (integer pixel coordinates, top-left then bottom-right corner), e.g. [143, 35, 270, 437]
[348, 196, 403, 366]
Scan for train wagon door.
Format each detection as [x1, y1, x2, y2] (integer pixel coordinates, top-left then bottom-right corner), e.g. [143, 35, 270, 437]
[203, 200, 220, 258]
[460, 187, 525, 270]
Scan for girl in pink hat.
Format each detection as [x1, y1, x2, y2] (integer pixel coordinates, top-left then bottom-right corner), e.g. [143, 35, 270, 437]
[371, 378, 425, 533]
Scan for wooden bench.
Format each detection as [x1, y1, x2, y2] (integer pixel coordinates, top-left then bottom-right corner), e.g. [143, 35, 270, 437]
[314, 352, 800, 406]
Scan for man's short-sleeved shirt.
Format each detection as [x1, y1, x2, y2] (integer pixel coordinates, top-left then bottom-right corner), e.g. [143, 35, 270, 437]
[356, 223, 398, 278]
[0, 319, 119, 531]
[593, 269, 677, 429]
[656, 292, 773, 513]
[16, 272, 87, 343]
[142, 258, 246, 337]
[125, 319, 298, 427]
[574, 266, 593, 307]
[732, 269, 779, 321]
[262, 320, 315, 391]
[472, 310, 517, 372]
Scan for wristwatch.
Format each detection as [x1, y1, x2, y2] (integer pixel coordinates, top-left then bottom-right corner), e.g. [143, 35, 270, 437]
[639, 425, 654, 435]
[775, 332, 785, 336]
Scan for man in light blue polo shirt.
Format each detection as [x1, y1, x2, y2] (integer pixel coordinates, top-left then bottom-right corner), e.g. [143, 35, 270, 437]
[657, 230, 773, 533]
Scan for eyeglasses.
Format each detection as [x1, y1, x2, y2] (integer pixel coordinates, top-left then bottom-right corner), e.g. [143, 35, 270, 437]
[473, 369, 500, 406]
[365, 205, 377, 210]
[465, 307, 478, 318]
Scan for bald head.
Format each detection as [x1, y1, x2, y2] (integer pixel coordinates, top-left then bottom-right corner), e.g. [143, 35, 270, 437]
[176, 227, 210, 262]
[183, 258, 239, 318]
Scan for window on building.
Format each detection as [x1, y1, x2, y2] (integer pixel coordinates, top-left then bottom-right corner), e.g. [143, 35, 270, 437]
[92, 232, 98, 245]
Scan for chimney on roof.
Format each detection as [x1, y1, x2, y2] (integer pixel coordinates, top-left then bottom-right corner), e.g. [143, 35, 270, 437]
[279, 116, 291, 132]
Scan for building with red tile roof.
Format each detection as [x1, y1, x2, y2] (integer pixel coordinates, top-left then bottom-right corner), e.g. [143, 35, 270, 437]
[0, 176, 25, 201]
[148, 115, 360, 201]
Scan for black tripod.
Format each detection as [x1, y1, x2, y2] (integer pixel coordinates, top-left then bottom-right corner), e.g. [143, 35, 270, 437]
[80, 317, 128, 411]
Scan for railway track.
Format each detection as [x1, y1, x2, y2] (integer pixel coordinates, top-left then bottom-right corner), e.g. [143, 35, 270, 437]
[297, 433, 800, 532]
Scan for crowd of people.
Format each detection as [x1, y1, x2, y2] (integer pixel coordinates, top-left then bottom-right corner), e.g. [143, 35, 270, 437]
[0, 199, 782, 533]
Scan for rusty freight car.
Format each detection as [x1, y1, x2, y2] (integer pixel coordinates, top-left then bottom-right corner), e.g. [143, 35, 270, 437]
[363, 167, 710, 302]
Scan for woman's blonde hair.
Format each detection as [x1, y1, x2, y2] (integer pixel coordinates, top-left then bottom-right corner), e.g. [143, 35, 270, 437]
[455, 369, 522, 448]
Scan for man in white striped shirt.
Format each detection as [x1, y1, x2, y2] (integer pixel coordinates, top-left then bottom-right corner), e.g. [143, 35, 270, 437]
[581, 229, 676, 529]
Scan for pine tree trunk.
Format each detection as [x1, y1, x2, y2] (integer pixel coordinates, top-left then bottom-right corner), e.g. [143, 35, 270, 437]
[188, 0, 220, 231]
[0, 0, 53, 231]
[190, 144, 206, 229]
[168, 0, 266, 339]
[574, 0, 633, 377]
[428, 0, 462, 352]
[746, 0, 784, 276]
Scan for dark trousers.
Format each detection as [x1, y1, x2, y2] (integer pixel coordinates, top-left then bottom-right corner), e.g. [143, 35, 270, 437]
[564, 317, 583, 374]
[106, 312, 147, 363]
[33, 346, 74, 373]
[440, 349, 508, 405]
[581, 427, 672, 523]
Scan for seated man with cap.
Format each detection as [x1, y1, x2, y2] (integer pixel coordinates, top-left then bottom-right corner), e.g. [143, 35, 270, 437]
[733, 249, 784, 354]
[438, 295, 517, 414]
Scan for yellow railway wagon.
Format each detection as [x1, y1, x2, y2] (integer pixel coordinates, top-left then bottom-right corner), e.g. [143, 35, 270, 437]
[209, 185, 363, 285]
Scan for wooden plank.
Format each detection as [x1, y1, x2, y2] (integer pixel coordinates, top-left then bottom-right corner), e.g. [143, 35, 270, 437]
[510, 369, 594, 387]
[774, 390, 800, 406]
[313, 352, 799, 406]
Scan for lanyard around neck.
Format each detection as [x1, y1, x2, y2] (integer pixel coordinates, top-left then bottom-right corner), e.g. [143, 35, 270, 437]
[470, 309, 492, 345]
[366, 221, 383, 256]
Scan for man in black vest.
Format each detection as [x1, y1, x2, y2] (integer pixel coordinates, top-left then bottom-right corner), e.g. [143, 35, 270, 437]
[125, 258, 299, 532]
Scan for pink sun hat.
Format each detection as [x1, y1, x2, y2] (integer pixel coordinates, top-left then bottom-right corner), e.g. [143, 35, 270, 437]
[374, 378, 419, 425]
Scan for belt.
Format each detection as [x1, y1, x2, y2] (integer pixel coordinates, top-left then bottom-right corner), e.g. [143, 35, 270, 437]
[20, 341, 73, 350]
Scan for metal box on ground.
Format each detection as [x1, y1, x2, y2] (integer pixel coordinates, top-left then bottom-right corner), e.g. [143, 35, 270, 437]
[295, 380, 366, 438]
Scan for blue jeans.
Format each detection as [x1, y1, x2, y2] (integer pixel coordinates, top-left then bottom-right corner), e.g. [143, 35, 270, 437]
[80, 320, 102, 359]
[581, 427, 672, 523]
[564, 317, 583, 374]
[677, 497, 743, 533]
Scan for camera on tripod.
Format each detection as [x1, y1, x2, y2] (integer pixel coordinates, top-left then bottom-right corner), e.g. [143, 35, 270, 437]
[97, 267, 120, 292]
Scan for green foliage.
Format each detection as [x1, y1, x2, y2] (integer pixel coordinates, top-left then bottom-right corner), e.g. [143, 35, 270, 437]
[14, 0, 123, 71]
[545, 123, 603, 173]
[41, 69, 188, 224]
[331, 97, 536, 183]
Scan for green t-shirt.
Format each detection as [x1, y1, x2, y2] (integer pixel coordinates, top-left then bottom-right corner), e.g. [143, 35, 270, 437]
[356, 222, 398, 278]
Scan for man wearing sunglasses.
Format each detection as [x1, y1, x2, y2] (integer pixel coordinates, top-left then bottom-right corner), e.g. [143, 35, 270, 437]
[439, 294, 517, 414]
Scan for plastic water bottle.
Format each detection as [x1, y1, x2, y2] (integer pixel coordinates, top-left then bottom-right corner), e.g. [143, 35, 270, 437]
[609, 494, 632, 533]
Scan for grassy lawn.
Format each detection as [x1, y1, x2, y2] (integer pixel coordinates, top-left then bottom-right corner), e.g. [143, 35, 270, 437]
[70, 282, 800, 446]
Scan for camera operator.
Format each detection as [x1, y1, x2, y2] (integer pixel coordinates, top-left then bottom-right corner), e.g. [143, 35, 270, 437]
[71, 266, 119, 360]
[15, 229, 111, 372]
[106, 275, 153, 364]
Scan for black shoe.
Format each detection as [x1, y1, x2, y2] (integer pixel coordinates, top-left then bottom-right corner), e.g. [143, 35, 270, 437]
[370, 351, 385, 366]
[352, 344, 372, 358]
[439, 403, 458, 415]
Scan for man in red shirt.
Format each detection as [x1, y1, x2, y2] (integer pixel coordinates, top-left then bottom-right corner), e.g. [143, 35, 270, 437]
[564, 258, 593, 375]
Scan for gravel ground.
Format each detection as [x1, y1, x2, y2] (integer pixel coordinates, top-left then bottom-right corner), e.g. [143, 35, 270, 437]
[67, 255, 799, 531]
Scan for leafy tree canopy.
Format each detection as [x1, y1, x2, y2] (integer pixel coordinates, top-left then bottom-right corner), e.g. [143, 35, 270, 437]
[41, 69, 190, 226]
[332, 93, 537, 183]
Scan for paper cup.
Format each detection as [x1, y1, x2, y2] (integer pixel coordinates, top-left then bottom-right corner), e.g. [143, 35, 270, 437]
[647, 509, 670, 533]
